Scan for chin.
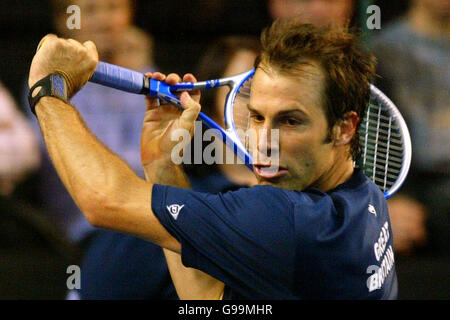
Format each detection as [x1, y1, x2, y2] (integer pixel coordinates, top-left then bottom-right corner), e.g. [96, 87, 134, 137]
[256, 178, 286, 189]
[257, 178, 305, 191]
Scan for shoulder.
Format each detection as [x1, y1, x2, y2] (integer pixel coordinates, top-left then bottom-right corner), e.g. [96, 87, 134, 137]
[290, 170, 387, 235]
[224, 185, 295, 205]
[208, 185, 298, 226]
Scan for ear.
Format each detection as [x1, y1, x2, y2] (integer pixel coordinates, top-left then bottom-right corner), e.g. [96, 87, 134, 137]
[332, 111, 358, 146]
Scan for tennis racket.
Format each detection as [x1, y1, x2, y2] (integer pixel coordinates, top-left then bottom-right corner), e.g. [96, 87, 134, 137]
[89, 61, 411, 199]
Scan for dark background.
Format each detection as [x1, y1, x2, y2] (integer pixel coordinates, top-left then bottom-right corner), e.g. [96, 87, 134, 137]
[0, 0, 408, 111]
[2, 0, 447, 300]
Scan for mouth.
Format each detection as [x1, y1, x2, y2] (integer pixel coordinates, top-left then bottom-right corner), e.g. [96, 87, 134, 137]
[253, 164, 288, 180]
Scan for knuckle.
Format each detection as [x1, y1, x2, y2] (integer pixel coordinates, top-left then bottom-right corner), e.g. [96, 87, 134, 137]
[192, 101, 201, 111]
[88, 58, 98, 69]
[53, 39, 64, 49]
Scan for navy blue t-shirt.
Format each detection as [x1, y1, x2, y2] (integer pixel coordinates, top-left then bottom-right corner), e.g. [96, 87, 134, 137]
[152, 169, 398, 299]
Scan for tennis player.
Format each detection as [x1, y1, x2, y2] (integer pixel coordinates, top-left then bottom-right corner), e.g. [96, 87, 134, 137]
[27, 19, 397, 299]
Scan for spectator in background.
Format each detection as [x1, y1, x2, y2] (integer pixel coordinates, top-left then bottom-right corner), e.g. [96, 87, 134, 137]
[0, 81, 39, 196]
[0, 81, 74, 299]
[267, 0, 354, 27]
[24, 0, 177, 299]
[371, 0, 449, 256]
[27, 0, 156, 243]
[52, 0, 153, 70]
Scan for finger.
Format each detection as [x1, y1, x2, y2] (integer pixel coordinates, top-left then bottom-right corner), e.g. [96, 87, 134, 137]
[183, 73, 201, 103]
[36, 34, 58, 52]
[145, 72, 167, 110]
[150, 72, 166, 81]
[166, 73, 182, 85]
[179, 91, 201, 133]
[145, 95, 161, 111]
[183, 73, 197, 82]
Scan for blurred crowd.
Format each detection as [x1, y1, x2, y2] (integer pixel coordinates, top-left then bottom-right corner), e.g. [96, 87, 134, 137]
[0, 0, 448, 299]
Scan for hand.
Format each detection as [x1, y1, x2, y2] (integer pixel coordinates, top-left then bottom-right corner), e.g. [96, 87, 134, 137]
[140, 72, 201, 175]
[28, 34, 99, 98]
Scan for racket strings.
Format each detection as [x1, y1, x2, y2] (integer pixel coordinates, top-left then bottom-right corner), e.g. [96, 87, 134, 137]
[358, 101, 404, 192]
[233, 78, 253, 153]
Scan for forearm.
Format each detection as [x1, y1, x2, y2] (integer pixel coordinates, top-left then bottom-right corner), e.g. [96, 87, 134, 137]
[36, 97, 131, 211]
[35, 97, 179, 251]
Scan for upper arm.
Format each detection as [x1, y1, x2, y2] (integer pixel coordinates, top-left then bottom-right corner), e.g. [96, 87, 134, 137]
[81, 171, 181, 253]
[163, 249, 224, 300]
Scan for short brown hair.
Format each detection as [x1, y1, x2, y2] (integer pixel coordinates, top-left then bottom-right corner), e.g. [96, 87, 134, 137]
[255, 19, 376, 160]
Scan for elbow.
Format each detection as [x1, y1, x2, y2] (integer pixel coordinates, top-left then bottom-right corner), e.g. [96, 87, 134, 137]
[73, 172, 149, 232]
[76, 186, 114, 229]
[82, 206, 103, 229]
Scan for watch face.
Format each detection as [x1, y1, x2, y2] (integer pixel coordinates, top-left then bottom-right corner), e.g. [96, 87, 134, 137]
[52, 74, 67, 99]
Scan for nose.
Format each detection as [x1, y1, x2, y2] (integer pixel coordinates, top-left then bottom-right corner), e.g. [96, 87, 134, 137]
[251, 124, 280, 164]
[258, 127, 271, 157]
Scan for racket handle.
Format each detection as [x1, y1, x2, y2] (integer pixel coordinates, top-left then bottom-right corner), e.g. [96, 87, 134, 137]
[90, 61, 148, 94]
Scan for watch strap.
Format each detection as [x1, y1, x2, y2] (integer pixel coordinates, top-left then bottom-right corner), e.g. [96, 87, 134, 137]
[28, 73, 69, 116]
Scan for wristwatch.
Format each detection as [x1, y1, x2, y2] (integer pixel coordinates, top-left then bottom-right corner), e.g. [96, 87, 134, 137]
[28, 73, 69, 116]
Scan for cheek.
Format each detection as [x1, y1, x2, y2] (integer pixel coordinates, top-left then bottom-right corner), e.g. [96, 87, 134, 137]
[280, 132, 315, 163]
[280, 131, 331, 171]
[110, 11, 132, 30]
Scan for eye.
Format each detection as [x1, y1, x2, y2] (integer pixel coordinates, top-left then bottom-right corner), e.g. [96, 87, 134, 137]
[250, 113, 264, 123]
[280, 117, 302, 126]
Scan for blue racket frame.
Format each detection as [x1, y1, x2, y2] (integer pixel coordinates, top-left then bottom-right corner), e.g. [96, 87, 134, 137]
[91, 62, 253, 169]
[90, 61, 411, 199]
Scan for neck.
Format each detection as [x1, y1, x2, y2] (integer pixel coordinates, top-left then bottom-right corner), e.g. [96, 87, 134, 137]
[408, 4, 449, 38]
[316, 153, 355, 192]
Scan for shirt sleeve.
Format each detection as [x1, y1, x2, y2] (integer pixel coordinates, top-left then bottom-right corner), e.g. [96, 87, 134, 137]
[151, 184, 296, 299]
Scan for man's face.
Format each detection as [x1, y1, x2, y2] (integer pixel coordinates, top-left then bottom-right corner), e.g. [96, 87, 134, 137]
[415, 0, 450, 20]
[249, 63, 337, 191]
[71, 0, 133, 57]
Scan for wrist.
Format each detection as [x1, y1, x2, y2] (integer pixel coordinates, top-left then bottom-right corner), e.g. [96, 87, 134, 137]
[144, 158, 190, 188]
[28, 73, 70, 116]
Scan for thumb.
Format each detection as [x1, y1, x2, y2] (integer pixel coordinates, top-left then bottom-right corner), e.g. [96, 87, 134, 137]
[36, 34, 58, 52]
[179, 91, 201, 133]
